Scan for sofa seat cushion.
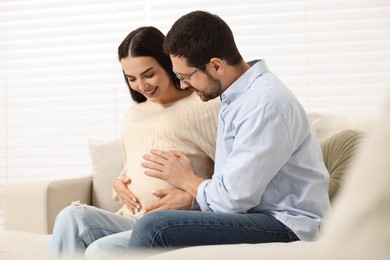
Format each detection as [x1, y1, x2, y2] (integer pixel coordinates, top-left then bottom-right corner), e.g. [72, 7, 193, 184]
[321, 130, 366, 202]
[0, 231, 51, 258]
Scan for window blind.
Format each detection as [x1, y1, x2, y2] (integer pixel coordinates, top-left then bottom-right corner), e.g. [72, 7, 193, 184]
[1, 0, 389, 230]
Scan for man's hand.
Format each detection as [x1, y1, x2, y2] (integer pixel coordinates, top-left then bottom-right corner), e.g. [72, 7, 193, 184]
[144, 188, 193, 214]
[141, 149, 204, 197]
[113, 176, 141, 214]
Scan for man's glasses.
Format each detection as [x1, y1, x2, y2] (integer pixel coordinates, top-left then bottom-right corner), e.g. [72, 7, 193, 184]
[174, 65, 204, 84]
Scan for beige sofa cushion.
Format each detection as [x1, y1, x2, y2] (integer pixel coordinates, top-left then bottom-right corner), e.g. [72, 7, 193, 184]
[308, 112, 373, 143]
[0, 231, 52, 258]
[88, 139, 123, 213]
[321, 129, 366, 202]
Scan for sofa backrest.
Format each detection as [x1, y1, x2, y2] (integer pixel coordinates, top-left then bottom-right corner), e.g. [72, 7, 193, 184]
[308, 112, 374, 143]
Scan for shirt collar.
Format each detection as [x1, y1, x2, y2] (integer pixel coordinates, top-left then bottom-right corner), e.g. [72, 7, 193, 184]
[220, 59, 268, 103]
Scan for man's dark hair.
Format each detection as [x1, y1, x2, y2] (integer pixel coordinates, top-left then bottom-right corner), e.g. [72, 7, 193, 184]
[164, 10, 243, 69]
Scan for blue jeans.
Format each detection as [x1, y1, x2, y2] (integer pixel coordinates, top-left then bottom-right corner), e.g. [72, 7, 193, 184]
[48, 204, 136, 258]
[128, 210, 299, 250]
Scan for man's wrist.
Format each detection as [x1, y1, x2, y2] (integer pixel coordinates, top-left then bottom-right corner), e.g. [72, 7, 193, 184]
[191, 195, 200, 210]
[183, 175, 204, 198]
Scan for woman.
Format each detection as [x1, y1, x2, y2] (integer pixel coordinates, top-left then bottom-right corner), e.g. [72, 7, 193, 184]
[48, 26, 220, 257]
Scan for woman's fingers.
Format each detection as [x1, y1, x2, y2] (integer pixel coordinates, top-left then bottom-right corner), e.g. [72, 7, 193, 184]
[115, 177, 142, 212]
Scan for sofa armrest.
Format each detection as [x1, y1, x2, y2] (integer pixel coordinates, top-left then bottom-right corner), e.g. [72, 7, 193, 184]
[3, 175, 92, 234]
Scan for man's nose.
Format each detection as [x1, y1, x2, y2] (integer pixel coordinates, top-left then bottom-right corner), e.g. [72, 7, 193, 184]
[180, 81, 190, 89]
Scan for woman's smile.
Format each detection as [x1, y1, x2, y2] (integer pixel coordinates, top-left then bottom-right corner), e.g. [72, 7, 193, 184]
[143, 86, 158, 96]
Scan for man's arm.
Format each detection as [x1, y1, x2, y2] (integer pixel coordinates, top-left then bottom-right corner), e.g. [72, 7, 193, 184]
[197, 103, 293, 213]
[142, 103, 293, 213]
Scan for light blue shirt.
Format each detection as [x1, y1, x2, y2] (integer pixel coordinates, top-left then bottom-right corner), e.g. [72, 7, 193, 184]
[197, 60, 331, 241]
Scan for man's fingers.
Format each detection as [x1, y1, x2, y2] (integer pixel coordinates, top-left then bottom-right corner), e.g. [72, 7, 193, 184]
[151, 189, 169, 198]
[142, 150, 171, 165]
[144, 170, 166, 180]
[170, 150, 182, 157]
[141, 161, 163, 171]
[150, 149, 172, 160]
[143, 154, 165, 165]
[170, 150, 191, 162]
[144, 199, 165, 213]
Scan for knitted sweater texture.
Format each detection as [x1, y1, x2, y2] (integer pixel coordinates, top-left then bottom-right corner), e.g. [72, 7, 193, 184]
[115, 93, 220, 219]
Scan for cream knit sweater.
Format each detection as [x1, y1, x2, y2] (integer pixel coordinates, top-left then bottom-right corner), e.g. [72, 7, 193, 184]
[115, 93, 220, 219]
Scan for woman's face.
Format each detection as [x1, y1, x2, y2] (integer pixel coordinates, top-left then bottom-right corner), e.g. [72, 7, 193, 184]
[120, 56, 176, 104]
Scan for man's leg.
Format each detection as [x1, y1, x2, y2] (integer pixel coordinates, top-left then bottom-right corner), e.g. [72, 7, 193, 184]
[85, 230, 133, 258]
[48, 204, 135, 256]
[128, 210, 299, 250]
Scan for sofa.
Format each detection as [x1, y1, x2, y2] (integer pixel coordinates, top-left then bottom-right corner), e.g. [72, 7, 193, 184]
[0, 106, 387, 259]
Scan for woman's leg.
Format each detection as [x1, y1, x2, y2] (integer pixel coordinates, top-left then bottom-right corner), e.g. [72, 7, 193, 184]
[48, 203, 135, 256]
[128, 210, 299, 251]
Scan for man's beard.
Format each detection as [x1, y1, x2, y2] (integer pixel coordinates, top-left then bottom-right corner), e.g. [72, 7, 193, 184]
[191, 71, 222, 102]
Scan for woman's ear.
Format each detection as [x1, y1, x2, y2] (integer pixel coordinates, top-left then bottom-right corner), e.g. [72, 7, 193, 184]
[209, 57, 225, 75]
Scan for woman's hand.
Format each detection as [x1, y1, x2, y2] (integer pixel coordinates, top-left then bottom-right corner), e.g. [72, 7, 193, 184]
[113, 176, 141, 214]
[144, 188, 193, 214]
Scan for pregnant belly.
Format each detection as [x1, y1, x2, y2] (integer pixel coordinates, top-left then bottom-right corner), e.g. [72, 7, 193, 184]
[128, 175, 174, 210]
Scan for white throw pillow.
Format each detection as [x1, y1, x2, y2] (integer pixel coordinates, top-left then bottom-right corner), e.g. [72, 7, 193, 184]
[88, 139, 123, 212]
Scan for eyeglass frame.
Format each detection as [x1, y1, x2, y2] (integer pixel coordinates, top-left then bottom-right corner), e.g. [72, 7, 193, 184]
[173, 65, 205, 84]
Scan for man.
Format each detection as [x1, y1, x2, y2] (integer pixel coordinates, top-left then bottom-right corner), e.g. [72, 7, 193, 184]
[129, 10, 330, 249]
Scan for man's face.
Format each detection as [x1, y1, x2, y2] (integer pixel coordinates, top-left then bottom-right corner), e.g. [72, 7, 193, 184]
[170, 55, 222, 101]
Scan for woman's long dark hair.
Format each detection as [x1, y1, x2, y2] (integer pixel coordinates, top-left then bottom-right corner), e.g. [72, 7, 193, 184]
[118, 26, 180, 103]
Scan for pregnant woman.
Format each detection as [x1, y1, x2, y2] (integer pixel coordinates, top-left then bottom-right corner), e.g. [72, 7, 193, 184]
[48, 26, 219, 258]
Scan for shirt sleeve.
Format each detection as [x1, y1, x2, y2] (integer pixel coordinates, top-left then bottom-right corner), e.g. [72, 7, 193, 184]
[197, 102, 293, 213]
